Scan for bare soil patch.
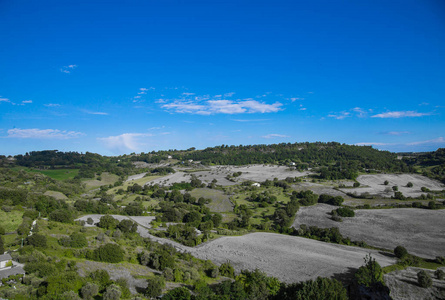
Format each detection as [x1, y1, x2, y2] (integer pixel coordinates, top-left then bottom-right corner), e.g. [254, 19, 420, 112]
[340, 174, 444, 198]
[78, 214, 397, 284]
[187, 232, 395, 283]
[294, 204, 445, 258]
[43, 190, 68, 200]
[145, 165, 311, 187]
[384, 267, 445, 300]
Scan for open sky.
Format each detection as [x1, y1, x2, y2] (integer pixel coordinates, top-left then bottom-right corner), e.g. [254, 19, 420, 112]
[1, 0, 445, 156]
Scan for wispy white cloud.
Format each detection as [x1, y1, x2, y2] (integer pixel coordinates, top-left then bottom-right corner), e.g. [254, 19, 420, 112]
[182, 92, 195, 96]
[262, 133, 290, 139]
[224, 92, 235, 97]
[328, 112, 350, 120]
[7, 128, 83, 139]
[407, 137, 445, 146]
[371, 111, 432, 118]
[232, 119, 270, 122]
[83, 110, 108, 115]
[0, 98, 11, 103]
[60, 64, 77, 74]
[22, 100, 32, 104]
[44, 103, 61, 107]
[162, 99, 282, 115]
[381, 131, 411, 136]
[289, 97, 304, 102]
[98, 133, 153, 153]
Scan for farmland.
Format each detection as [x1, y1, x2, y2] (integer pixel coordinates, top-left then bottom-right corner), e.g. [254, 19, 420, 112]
[293, 204, 445, 258]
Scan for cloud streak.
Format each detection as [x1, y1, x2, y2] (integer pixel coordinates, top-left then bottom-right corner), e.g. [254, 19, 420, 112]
[262, 133, 290, 139]
[7, 128, 83, 139]
[60, 64, 77, 74]
[371, 111, 431, 118]
[98, 133, 153, 153]
[162, 99, 283, 115]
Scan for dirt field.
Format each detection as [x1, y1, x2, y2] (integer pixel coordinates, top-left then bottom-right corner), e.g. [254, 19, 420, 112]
[340, 174, 444, 198]
[143, 165, 311, 187]
[188, 232, 396, 283]
[293, 204, 445, 258]
[384, 267, 445, 300]
[79, 214, 396, 283]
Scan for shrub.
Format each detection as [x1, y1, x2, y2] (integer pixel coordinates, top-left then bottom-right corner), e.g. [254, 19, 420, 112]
[86, 218, 94, 225]
[103, 284, 121, 300]
[162, 287, 191, 300]
[145, 276, 165, 298]
[219, 262, 235, 278]
[353, 182, 360, 187]
[407, 182, 413, 188]
[26, 234, 47, 248]
[93, 243, 124, 263]
[394, 246, 408, 259]
[384, 180, 389, 185]
[98, 215, 118, 230]
[335, 207, 355, 217]
[354, 254, 384, 287]
[49, 209, 73, 223]
[417, 270, 432, 288]
[81, 282, 99, 300]
[435, 269, 444, 280]
[69, 232, 88, 248]
[276, 277, 347, 300]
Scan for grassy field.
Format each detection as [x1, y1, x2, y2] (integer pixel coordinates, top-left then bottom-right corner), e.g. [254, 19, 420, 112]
[28, 168, 79, 180]
[83, 172, 120, 190]
[0, 210, 23, 232]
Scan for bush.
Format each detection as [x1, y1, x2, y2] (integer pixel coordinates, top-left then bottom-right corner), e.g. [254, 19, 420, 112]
[162, 287, 191, 300]
[49, 209, 73, 223]
[276, 277, 347, 300]
[335, 207, 355, 217]
[81, 282, 99, 300]
[407, 182, 413, 188]
[435, 269, 444, 280]
[354, 254, 384, 287]
[26, 234, 47, 248]
[69, 232, 88, 248]
[394, 246, 408, 259]
[417, 270, 432, 288]
[219, 262, 235, 278]
[145, 276, 165, 298]
[93, 243, 124, 263]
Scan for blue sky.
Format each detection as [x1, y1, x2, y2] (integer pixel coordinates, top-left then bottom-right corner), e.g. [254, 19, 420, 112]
[1, 0, 444, 155]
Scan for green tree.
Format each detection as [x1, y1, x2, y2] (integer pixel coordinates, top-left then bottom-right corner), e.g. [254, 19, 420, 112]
[98, 215, 118, 229]
[49, 209, 73, 223]
[417, 270, 433, 288]
[276, 277, 347, 300]
[354, 254, 384, 287]
[93, 243, 124, 263]
[162, 287, 191, 300]
[0, 236, 4, 254]
[219, 262, 235, 278]
[81, 282, 99, 300]
[145, 276, 165, 298]
[394, 246, 408, 259]
[103, 284, 122, 300]
[435, 269, 444, 280]
[26, 234, 47, 248]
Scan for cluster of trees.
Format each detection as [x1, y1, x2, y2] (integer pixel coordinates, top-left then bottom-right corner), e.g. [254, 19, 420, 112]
[166, 142, 414, 179]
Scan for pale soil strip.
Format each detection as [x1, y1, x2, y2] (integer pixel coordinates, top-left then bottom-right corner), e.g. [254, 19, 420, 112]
[78, 214, 396, 283]
[294, 204, 445, 258]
